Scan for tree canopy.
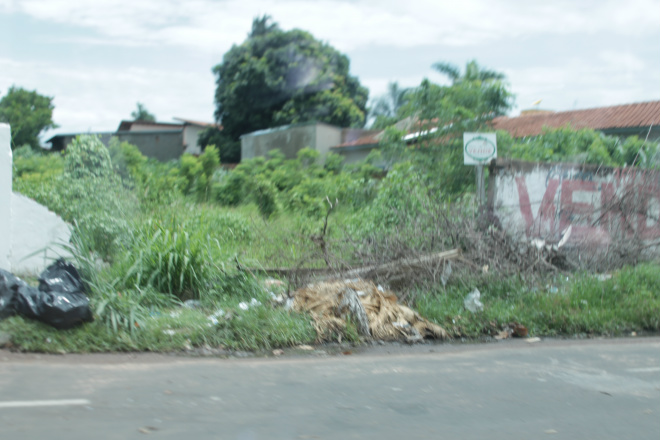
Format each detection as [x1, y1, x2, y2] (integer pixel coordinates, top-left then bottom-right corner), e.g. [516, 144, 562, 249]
[131, 102, 156, 122]
[369, 82, 413, 129]
[212, 16, 369, 146]
[0, 86, 57, 149]
[379, 60, 514, 195]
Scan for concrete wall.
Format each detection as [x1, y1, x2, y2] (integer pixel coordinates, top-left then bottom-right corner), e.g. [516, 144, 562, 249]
[115, 131, 184, 162]
[10, 194, 71, 275]
[1, 123, 71, 274]
[315, 123, 343, 158]
[51, 131, 184, 162]
[241, 123, 318, 160]
[0, 124, 11, 270]
[183, 125, 204, 155]
[489, 159, 660, 246]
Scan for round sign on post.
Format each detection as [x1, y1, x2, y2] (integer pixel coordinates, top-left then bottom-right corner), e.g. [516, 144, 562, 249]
[464, 133, 497, 165]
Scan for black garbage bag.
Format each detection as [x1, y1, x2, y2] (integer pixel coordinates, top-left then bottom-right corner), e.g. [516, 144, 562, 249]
[13, 259, 93, 329]
[0, 269, 23, 320]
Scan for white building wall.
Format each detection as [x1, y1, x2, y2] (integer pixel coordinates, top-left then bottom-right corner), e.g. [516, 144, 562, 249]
[0, 124, 11, 270]
[10, 193, 71, 275]
[0, 123, 71, 275]
[183, 125, 204, 155]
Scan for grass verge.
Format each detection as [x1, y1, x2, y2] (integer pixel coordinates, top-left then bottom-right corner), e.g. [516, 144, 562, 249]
[415, 263, 660, 338]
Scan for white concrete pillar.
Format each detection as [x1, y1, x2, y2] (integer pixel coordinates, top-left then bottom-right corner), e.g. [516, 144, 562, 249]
[0, 124, 11, 270]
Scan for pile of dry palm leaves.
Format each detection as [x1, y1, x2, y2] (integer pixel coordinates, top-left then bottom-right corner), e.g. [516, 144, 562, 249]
[292, 278, 448, 343]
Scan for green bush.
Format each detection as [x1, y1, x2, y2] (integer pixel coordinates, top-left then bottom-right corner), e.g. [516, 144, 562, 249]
[251, 176, 279, 218]
[117, 220, 215, 300]
[64, 135, 115, 179]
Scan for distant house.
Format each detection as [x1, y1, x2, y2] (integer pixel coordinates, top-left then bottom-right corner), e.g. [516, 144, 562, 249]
[240, 121, 380, 164]
[491, 101, 660, 141]
[47, 117, 219, 161]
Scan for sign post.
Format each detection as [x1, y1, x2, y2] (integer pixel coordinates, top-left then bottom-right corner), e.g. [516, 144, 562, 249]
[463, 133, 497, 206]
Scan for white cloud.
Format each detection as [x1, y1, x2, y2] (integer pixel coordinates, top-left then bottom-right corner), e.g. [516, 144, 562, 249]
[507, 54, 659, 115]
[9, 0, 660, 53]
[0, 58, 215, 136]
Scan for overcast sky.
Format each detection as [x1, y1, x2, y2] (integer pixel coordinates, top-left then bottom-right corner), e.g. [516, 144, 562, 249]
[1, 0, 658, 140]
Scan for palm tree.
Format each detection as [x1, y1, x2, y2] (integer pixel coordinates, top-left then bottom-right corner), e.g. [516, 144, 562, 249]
[433, 60, 504, 84]
[369, 82, 413, 128]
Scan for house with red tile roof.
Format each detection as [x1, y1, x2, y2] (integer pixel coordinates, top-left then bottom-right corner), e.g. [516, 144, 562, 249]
[491, 101, 660, 141]
[328, 101, 660, 164]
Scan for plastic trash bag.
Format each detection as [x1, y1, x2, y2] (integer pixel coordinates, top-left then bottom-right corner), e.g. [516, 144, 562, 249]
[0, 269, 22, 320]
[11, 260, 93, 329]
[464, 288, 484, 313]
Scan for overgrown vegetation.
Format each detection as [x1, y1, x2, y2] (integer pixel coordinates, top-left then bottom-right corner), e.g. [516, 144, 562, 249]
[4, 56, 659, 353]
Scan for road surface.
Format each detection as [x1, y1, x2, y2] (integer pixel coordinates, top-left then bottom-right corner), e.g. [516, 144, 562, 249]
[1, 338, 658, 439]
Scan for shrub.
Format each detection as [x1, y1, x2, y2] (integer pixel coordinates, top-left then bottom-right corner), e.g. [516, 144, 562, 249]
[64, 135, 115, 179]
[117, 220, 214, 300]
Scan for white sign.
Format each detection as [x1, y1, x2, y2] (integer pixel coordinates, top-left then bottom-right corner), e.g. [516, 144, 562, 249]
[464, 133, 497, 165]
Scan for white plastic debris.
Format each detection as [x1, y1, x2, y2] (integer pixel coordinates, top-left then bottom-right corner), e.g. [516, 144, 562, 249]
[162, 329, 176, 336]
[377, 285, 384, 292]
[464, 288, 484, 312]
[356, 290, 366, 297]
[530, 238, 546, 250]
[238, 302, 249, 311]
[250, 298, 262, 307]
[557, 225, 572, 248]
[441, 262, 452, 287]
[183, 300, 202, 309]
[207, 309, 226, 325]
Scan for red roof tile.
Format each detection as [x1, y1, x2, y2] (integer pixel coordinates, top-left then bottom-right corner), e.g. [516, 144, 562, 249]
[491, 101, 660, 138]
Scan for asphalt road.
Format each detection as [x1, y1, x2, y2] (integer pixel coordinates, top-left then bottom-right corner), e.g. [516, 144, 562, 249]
[1, 338, 658, 439]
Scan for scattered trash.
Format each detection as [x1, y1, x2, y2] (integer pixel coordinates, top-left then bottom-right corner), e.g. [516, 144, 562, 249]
[0, 269, 20, 320]
[293, 279, 448, 342]
[464, 288, 484, 313]
[526, 337, 541, 343]
[272, 349, 284, 356]
[544, 429, 558, 435]
[494, 329, 511, 340]
[183, 300, 202, 309]
[1, 259, 93, 329]
[238, 298, 262, 311]
[630, 331, 637, 337]
[596, 273, 612, 281]
[264, 278, 285, 288]
[512, 323, 528, 338]
[440, 262, 452, 287]
[297, 345, 314, 350]
[162, 329, 176, 336]
[207, 309, 226, 325]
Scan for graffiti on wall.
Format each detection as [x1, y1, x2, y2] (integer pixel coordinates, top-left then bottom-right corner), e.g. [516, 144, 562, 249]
[491, 161, 660, 245]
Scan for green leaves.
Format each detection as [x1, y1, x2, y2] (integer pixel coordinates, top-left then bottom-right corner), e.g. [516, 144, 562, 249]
[0, 86, 58, 150]
[212, 17, 368, 146]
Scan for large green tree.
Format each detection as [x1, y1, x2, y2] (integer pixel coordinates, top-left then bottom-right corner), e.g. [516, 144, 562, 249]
[212, 16, 369, 146]
[131, 102, 156, 122]
[0, 86, 58, 149]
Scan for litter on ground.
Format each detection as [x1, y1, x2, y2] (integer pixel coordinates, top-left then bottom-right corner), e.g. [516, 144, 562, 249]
[292, 278, 448, 343]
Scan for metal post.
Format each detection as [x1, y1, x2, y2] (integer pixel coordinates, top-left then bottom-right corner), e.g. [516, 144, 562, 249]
[476, 164, 486, 206]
